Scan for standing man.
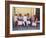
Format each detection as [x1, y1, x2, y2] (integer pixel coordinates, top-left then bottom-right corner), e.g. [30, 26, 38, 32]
[26, 13, 31, 26]
[23, 14, 27, 26]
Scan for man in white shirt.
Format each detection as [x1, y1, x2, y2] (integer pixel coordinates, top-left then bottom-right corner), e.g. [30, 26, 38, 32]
[23, 14, 27, 26]
[26, 13, 31, 26]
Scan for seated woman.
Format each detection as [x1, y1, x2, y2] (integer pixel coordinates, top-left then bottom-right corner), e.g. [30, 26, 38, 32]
[31, 15, 36, 26]
[17, 14, 23, 26]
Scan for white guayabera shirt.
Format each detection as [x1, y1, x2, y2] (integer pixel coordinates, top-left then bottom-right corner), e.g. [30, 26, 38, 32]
[23, 16, 27, 22]
[26, 16, 31, 26]
[22, 16, 27, 26]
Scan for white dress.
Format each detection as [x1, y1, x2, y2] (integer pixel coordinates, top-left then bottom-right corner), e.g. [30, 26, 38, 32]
[18, 21, 23, 25]
[32, 22, 36, 26]
[17, 16, 23, 25]
[31, 16, 36, 26]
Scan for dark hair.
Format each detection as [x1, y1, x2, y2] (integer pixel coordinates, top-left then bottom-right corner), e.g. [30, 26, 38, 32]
[19, 14, 22, 16]
[15, 14, 17, 16]
[24, 14, 26, 16]
[27, 13, 29, 15]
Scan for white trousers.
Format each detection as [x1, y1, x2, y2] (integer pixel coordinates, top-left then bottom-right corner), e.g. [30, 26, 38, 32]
[26, 21, 31, 26]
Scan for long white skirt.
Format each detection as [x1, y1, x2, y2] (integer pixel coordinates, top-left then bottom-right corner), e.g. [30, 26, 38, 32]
[26, 21, 31, 26]
[18, 21, 23, 25]
[32, 22, 36, 26]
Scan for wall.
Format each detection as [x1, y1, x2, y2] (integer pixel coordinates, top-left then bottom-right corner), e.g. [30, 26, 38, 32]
[15, 8, 34, 16]
[0, 0, 46, 38]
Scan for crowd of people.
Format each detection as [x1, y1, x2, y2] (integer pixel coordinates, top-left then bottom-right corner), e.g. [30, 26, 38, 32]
[14, 13, 38, 27]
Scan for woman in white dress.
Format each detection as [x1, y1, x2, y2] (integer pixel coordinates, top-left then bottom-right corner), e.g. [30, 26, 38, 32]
[31, 15, 36, 26]
[17, 14, 23, 26]
[35, 16, 38, 27]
